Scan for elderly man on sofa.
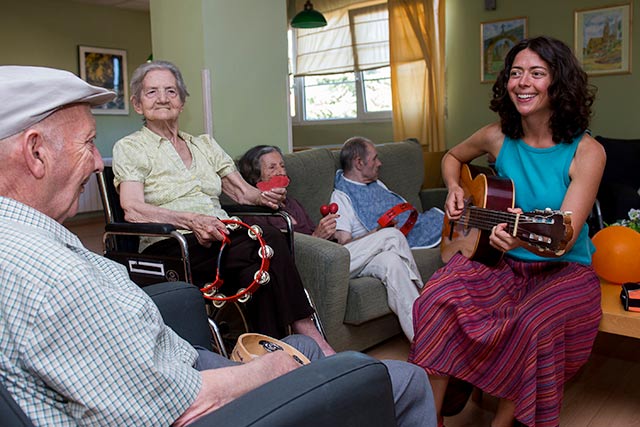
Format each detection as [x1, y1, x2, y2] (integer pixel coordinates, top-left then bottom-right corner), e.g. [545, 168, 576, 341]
[332, 136, 444, 249]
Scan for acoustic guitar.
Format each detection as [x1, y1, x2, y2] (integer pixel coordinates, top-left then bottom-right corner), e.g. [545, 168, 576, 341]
[440, 164, 573, 266]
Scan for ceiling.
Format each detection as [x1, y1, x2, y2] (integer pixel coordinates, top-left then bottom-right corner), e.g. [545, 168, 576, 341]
[71, 0, 149, 11]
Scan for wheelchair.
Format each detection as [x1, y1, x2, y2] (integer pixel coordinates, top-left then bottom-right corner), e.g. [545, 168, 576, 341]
[96, 166, 324, 357]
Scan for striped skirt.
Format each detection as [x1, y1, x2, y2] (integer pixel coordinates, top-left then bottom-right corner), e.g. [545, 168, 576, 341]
[408, 253, 602, 427]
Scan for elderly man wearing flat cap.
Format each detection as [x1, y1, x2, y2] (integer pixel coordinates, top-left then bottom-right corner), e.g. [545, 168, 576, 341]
[0, 66, 436, 426]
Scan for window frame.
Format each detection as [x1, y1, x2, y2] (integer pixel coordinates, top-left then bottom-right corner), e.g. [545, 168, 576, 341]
[291, 68, 392, 125]
[289, 3, 392, 125]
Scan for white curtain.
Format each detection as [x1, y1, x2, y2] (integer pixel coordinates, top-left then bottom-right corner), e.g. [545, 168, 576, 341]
[291, 0, 389, 76]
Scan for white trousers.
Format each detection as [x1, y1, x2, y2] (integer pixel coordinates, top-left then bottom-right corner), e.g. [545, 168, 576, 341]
[345, 228, 422, 340]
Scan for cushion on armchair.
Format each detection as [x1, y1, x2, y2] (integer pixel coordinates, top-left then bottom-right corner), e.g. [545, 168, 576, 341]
[285, 149, 338, 225]
[143, 281, 214, 351]
[375, 140, 425, 210]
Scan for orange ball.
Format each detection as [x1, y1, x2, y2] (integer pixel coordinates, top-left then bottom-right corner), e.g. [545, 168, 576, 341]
[591, 226, 640, 284]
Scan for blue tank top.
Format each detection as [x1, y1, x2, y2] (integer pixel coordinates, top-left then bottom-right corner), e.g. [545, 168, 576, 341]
[495, 134, 594, 265]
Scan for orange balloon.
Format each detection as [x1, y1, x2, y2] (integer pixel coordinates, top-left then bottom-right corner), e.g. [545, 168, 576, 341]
[591, 226, 640, 284]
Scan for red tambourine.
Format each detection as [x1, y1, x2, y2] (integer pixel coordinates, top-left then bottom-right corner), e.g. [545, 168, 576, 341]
[200, 217, 273, 307]
[377, 202, 418, 236]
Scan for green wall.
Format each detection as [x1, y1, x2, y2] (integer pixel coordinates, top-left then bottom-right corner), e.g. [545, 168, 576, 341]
[0, 0, 152, 157]
[292, 120, 394, 148]
[295, 0, 640, 150]
[4, 0, 638, 155]
[149, 0, 205, 137]
[150, 0, 291, 159]
[445, 0, 640, 149]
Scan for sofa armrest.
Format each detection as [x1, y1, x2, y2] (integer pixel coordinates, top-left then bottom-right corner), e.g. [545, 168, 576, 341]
[292, 232, 351, 337]
[191, 351, 397, 427]
[143, 281, 214, 352]
[419, 187, 448, 211]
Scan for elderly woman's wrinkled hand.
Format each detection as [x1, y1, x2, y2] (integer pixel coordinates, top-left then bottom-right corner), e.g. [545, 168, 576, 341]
[260, 187, 287, 209]
[189, 214, 229, 247]
[312, 213, 338, 240]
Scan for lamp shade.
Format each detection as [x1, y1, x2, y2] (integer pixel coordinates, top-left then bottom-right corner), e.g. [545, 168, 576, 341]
[291, 1, 327, 28]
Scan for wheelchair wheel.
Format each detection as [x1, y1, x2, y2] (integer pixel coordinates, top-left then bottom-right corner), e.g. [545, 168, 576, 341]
[206, 301, 250, 355]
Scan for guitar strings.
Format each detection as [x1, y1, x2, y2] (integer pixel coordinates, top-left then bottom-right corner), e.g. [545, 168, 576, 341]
[461, 207, 516, 231]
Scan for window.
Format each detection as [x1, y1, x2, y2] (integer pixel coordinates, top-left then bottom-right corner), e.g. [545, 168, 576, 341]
[289, 3, 391, 123]
[297, 67, 391, 121]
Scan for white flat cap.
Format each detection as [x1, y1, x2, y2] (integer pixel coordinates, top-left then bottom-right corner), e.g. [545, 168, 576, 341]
[0, 66, 116, 140]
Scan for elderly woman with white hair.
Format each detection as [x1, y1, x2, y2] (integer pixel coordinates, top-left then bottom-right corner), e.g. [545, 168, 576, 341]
[112, 60, 334, 355]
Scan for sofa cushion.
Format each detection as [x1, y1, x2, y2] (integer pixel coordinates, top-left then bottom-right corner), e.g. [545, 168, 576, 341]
[344, 248, 444, 325]
[285, 148, 337, 225]
[344, 277, 393, 325]
[412, 247, 444, 283]
[375, 141, 425, 210]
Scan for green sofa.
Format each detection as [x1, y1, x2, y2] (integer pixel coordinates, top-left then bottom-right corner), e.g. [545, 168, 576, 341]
[284, 140, 447, 352]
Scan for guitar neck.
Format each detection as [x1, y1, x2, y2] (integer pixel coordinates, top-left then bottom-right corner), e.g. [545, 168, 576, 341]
[440, 163, 571, 266]
[464, 206, 571, 253]
[467, 206, 518, 232]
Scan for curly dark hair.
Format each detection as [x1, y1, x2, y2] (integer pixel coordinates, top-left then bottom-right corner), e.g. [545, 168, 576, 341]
[489, 36, 596, 144]
[237, 145, 283, 186]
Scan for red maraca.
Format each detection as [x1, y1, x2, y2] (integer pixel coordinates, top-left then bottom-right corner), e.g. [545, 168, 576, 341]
[320, 203, 339, 217]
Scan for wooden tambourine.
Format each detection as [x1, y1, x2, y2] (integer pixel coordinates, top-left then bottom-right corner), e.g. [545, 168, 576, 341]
[231, 333, 310, 365]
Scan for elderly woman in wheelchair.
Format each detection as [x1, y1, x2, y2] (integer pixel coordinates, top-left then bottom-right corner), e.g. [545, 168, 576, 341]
[112, 60, 334, 356]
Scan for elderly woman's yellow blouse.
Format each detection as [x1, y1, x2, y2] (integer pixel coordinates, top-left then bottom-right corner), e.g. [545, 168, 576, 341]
[112, 126, 235, 250]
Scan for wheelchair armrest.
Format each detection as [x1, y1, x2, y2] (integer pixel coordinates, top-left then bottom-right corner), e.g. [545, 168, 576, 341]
[105, 222, 177, 235]
[223, 204, 279, 215]
[223, 205, 295, 253]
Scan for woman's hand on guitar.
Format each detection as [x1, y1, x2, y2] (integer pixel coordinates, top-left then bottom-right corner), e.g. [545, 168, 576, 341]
[490, 208, 523, 252]
[445, 185, 466, 220]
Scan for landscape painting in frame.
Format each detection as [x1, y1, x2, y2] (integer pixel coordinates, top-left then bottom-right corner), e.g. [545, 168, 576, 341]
[78, 46, 129, 114]
[575, 3, 632, 76]
[481, 17, 527, 83]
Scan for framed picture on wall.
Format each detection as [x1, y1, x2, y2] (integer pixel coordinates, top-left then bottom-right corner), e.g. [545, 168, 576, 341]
[574, 3, 632, 76]
[480, 17, 528, 83]
[78, 46, 129, 114]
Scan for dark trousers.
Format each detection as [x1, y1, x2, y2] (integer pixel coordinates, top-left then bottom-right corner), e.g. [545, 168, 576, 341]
[144, 225, 314, 338]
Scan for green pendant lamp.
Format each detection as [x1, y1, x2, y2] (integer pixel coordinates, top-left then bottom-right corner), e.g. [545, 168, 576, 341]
[291, 1, 327, 29]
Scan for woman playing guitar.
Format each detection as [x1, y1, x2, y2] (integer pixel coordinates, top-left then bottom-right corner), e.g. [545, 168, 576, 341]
[409, 36, 605, 427]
